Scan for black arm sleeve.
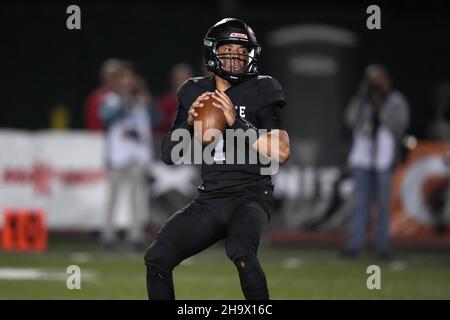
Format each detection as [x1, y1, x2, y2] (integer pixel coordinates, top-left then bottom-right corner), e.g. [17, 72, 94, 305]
[231, 103, 283, 147]
[255, 103, 284, 131]
[160, 103, 194, 165]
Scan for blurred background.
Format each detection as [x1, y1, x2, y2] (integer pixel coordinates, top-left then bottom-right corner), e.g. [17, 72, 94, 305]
[0, 0, 450, 299]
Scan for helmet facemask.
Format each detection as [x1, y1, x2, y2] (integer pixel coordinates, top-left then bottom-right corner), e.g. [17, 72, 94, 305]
[216, 44, 258, 79]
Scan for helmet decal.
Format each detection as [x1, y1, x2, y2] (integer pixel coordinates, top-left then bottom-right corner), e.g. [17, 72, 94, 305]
[229, 33, 248, 39]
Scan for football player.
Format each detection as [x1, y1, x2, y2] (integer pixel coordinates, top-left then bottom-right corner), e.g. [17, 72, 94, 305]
[144, 18, 290, 300]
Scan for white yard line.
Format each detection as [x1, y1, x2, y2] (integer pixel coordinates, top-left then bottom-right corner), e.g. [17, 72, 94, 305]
[0, 267, 96, 281]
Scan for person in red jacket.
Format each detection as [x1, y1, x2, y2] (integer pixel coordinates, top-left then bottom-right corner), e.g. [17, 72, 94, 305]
[84, 59, 125, 131]
[153, 63, 193, 135]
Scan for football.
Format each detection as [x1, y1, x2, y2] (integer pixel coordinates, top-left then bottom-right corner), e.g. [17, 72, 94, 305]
[193, 94, 227, 144]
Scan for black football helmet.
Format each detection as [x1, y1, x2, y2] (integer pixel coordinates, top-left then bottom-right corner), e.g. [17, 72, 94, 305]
[203, 18, 261, 84]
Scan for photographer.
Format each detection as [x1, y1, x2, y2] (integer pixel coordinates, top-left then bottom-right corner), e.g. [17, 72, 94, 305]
[99, 62, 154, 251]
[342, 64, 410, 258]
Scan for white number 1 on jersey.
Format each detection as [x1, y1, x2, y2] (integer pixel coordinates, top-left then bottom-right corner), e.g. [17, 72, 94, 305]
[213, 139, 226, 162]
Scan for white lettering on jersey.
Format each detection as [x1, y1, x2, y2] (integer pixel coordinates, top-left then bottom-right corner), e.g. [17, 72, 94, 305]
[234, 106, 247, 118]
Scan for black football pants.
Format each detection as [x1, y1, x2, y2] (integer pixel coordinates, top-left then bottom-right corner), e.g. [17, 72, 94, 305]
[144, 179, 273, 300]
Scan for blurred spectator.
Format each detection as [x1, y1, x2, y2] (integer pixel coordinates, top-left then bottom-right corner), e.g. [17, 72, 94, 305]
[428, 83, 450, 140]
[99, 62, 154, 251]
[342, 64, 410, 258]
[84, 58, 124, 131]
[153, 63, 193, 134]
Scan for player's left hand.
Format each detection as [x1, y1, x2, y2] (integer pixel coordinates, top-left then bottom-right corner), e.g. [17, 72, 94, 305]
[212, 90, 236, 126]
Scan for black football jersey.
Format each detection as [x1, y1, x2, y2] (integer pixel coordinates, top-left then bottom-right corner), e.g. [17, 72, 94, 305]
[161, 75, 286, 188]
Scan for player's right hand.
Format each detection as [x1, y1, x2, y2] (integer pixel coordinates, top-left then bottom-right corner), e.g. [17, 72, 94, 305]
[187, 92, 212, 125]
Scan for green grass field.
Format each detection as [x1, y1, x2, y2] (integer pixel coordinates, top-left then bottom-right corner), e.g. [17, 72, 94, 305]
[1, 241, 450, 300]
